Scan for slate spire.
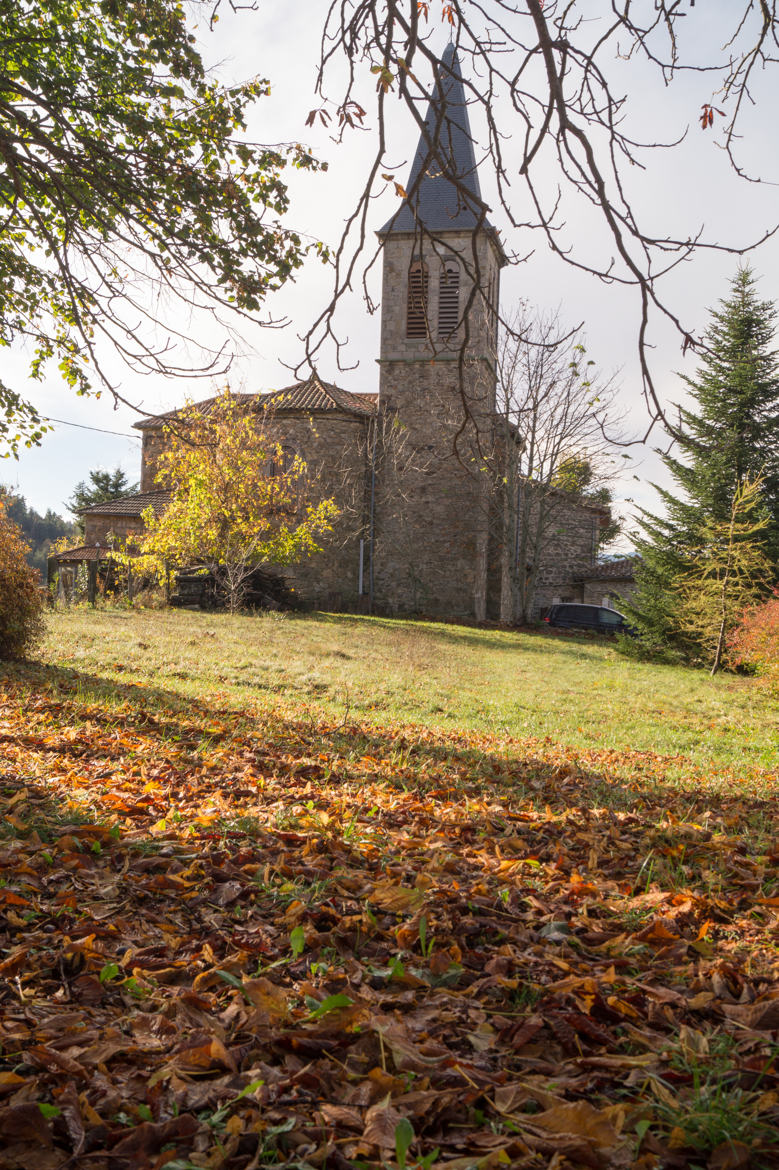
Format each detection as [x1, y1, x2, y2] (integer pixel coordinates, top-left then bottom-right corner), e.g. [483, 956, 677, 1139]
[379, 43, 490, 234]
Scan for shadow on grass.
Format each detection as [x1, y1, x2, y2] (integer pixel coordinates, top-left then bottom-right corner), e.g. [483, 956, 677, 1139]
[2, 657, 776, 961]
[4, 658, 774, 837]
[312, 610, 620, 661]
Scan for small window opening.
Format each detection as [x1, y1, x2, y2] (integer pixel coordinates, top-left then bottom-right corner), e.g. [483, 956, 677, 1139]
[438, 261, 460, 337]
[268, 444, 298, 477]
[406, 261, 429, 338]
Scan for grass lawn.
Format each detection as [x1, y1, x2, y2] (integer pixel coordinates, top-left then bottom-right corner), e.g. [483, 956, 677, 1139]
[40, 608, 779, 777]
[0, 607, 776, 1169]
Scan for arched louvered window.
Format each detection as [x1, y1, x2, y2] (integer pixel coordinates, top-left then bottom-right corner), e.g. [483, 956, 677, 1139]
[406, 261, 429, 339]
[268, 443, 299, 478]
[438, 260, 461, 338]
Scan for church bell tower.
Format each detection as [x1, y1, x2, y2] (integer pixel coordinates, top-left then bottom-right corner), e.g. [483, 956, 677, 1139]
[372, 44, 507, 620]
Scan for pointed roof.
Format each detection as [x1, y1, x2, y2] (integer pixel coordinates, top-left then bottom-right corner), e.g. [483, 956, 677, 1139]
[378, 43, 495, 237]
[258, 377, 377, 416]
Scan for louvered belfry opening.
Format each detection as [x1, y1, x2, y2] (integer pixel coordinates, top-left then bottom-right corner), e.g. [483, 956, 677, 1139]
[406, 260, 429, 338]
[438, 260, 460, 337]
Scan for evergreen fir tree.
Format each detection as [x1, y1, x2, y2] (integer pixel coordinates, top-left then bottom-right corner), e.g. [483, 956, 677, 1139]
[629, 266, 779, 647]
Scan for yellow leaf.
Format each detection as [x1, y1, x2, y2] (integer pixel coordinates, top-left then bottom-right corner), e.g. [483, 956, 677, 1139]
[668, 1125, 688, 1149]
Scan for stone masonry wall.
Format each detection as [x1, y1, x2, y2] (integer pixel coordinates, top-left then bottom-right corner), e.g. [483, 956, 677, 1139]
[378, 231, 501, 364]
[373, 364, 493, 617]
[266, 413, 370, 610]
[83, 514, 144, 548]
[581, 578, 637, 608]
[375, 229, 502, 619]
[140, 431, 166, 491]
[528, 495, 605, 617]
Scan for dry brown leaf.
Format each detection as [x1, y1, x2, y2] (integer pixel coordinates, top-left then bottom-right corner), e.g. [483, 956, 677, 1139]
[0, 1104, 54, 1146]
[362, 1098, 405, 1150]
[708, 1140, 752, 1170]
[1, 660, 776, 1170]
[0, 1073, 25, 1096]
[318, 1103, 364, 1129]
[369, 879, 424, 913]
[241, 977, 290, 1019]
[721, 997, 779, 1030]
[529, 1100, 623, 1148]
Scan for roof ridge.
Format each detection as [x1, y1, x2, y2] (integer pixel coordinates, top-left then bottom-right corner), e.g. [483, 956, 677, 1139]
[135, 381, 377, 429]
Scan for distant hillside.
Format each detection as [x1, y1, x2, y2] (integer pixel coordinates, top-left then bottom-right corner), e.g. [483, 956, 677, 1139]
[1, 489, 75, 580]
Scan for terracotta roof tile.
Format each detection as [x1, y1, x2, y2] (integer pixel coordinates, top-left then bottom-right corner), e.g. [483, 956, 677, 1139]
[52, 545, 113, 562]
[258, 379, 377, 415]
[134, 378, 377, 431]
[78, 490, 172, 517]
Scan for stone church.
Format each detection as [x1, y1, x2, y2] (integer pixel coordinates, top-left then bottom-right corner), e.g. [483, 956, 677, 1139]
[70, 46, 614, 621]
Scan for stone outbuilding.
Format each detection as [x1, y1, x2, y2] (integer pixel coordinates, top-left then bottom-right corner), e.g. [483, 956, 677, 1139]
[79, 490, 172, 549]
[573, 556, 638, 610]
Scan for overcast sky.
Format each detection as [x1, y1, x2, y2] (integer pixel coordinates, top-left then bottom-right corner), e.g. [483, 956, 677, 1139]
[5, 1, 779, 547]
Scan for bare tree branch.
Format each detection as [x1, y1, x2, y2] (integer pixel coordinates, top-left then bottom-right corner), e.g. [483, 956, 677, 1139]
[303, 1, 779, 440]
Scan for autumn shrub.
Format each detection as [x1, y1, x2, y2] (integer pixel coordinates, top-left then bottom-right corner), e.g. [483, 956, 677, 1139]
[130, 586, 168, 610]
[728, 591, 779, 691]
[0, 501, 46, 659]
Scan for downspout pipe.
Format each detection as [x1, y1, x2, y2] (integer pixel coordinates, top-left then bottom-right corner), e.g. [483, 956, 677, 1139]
[369, 416, 377, 613]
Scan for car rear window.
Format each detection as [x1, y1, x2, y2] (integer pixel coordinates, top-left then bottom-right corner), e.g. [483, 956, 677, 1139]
[598, 609, 623, 625]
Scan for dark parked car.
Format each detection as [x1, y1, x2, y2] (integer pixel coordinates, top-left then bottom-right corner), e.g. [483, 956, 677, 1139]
[543, 603, 631, 634]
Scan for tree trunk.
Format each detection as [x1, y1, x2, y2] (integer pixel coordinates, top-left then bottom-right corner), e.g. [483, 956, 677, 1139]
[711, 617, 727, 675]
[499, 486, 515, 623]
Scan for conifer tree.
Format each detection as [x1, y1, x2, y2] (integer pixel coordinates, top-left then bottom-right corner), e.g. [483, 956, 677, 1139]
[629, 267, 779, 647]
[674, 477, 772, 674]
[0, 489, 74, 577]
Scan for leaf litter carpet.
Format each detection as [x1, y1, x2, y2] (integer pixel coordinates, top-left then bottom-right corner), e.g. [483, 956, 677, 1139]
[0, 669, 777, 1169]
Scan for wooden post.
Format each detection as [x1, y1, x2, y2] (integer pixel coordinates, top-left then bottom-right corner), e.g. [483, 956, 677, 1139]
[87, 560, 97, 606]
[46, 556, 58, 602]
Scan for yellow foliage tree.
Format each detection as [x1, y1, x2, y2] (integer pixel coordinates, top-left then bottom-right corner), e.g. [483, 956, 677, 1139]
[139, 391, 338, 610]
[674, 476, 774, 675]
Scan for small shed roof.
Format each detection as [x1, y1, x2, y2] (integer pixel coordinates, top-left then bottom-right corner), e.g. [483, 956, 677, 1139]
[52, 544, 113, 563]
